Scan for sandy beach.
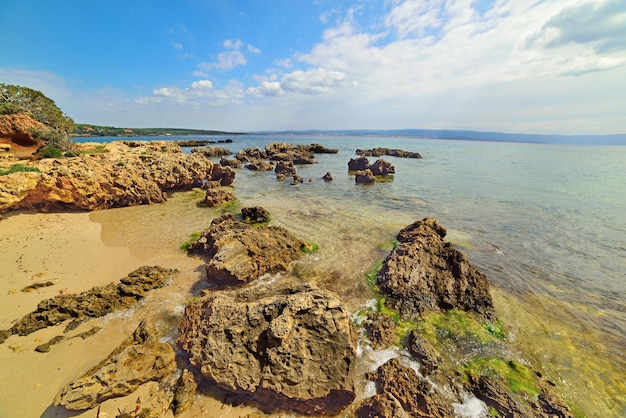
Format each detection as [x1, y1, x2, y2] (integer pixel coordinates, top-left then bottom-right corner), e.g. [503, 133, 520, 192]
[0, 191, 281, 418]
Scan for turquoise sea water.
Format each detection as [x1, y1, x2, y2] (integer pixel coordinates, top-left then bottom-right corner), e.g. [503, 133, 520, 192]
[79, 134, 626, 416]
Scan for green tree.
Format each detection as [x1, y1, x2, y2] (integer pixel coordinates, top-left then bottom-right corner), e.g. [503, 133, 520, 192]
[0, 84, 76, 156]
[0, 83, 74, 133]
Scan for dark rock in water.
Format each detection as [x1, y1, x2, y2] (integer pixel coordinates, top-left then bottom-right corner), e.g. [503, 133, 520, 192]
[175, 139, 214, 147]
[54, 320, 177, 410]
[176, 280, 357, 415]
[1, 266, 177, 341]
[348, 156, 370, 171]
[363, 312, 398, 349]
[365, 358, 454, 417]
[291, 175, 303, 185]
[202, 188, 236, 207]
[356, 147, 422, 159]
[219, 157, 242, 169]
[354, 393, 409, 418]
[370, 159, 395, 176]
[308, 143, 339, 154]
[241, 206, 270, 224]
[170, 369, 198, 416]
[407, 330, 442, 375]
[322, 172, 333, 182]
[355, 169, 376, 184]
[188, 214, 304, 287]
[245, 160, 274, 171]
[191, 146, 232, 158]
[274, 160, 296, 177]
[467, 368, 576, 418]
[377, 218, 495, 319]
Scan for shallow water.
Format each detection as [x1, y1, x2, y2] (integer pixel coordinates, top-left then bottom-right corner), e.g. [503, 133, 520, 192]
[34, 135, 626, 416]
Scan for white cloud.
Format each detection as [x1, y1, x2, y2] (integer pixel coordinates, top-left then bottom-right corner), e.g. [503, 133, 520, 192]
[223, 39, 244, 50]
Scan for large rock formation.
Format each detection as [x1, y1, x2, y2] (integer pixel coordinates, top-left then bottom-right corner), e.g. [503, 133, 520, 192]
[0, 113, 45, 147]
[0, 141, 235, 212]
[363, 358, 454, 417]
[377, 218, 494, 319]
[177, 280, 357, 415]
[54, 320, 176, 410]
[188, 213, 305, 287]
[0, 266, 177, 343]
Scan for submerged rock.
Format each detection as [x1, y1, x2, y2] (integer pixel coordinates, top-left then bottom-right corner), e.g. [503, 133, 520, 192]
[189, 213, 304, 287]
[177, 280, 357, 415]
[365, 358, 454, 417]
[377, 218, 495, 319]
[54, 320, 176, 411]
[241, 206, 270, 224]
[1, 266, 177, 341]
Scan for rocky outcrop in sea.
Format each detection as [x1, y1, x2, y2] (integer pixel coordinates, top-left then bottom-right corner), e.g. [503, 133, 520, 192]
[377, 217, 495, 319]
[187, 213, 305, 287]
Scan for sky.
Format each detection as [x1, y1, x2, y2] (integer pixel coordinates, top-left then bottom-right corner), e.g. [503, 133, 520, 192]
[1, 0, 625, 134]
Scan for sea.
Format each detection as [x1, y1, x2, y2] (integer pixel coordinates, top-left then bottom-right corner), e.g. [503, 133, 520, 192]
[77, 133, 626, 417]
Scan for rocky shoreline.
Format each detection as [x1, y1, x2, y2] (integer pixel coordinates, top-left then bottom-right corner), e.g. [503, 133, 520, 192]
[0, 139, 578, 417]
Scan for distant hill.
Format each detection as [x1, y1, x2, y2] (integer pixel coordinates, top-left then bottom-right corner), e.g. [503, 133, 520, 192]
[73, 124, 244, 137]
[256, 129, 626, 145]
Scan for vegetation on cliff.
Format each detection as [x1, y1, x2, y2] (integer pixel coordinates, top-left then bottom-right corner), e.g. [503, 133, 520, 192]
[0, 83, 75, 155]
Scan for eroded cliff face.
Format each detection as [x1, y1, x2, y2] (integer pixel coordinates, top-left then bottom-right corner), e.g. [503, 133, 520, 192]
[0, 140, 235, 212]
[0, 114, 45, 157]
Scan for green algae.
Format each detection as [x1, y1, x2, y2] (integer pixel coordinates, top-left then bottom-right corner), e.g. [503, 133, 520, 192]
[300, 241, 319, 253]
[464, 357, 540, 398]
[180, 231, 202, 251]
[418, 309, 506, 347]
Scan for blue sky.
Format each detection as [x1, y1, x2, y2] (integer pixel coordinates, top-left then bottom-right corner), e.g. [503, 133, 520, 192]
[1, 0, 625, 134]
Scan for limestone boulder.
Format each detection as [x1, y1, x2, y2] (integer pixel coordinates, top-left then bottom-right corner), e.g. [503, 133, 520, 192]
[189, 213, 304, 287]
[177, 280, 357, 415]
[54, 320, 176, 410]
[377, 218, 495, 319]
[365, 358, 454, 418]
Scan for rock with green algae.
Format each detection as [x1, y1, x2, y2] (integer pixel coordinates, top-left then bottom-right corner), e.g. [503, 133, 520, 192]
[188, 213, 305, 287]
[377, 217, 495, 320]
